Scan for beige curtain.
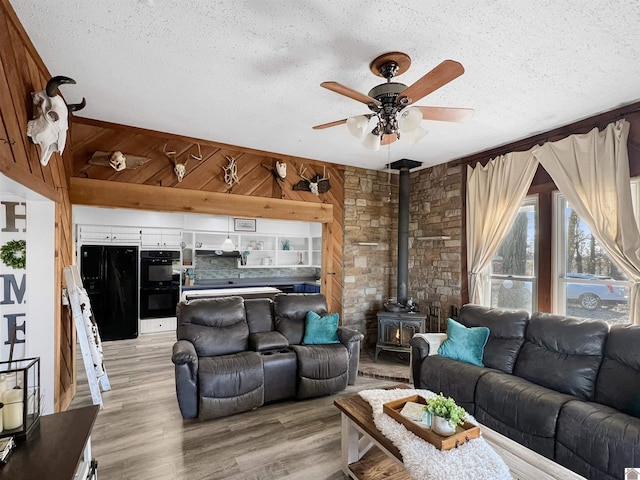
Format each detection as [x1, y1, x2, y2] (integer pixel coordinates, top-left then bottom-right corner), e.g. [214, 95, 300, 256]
[533, 119, 640, 324]
[467, 151, 539, 304]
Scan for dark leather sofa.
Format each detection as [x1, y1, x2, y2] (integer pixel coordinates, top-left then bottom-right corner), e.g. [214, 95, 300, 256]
[171, 293, 363, 420]
[410, 304, 640, 480]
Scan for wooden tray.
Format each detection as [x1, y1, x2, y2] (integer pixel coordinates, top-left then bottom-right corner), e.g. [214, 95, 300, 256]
[383, 395, 481, 450]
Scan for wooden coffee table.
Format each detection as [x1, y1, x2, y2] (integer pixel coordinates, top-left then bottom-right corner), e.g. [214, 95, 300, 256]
[334, 388, 586, 480]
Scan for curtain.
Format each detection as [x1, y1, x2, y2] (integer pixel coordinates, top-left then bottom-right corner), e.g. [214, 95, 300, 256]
[533, 119, 640, 324]
[467, 151, 539, 304]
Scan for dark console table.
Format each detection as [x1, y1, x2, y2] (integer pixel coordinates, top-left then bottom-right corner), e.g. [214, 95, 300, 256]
[0, 404, 99, 480]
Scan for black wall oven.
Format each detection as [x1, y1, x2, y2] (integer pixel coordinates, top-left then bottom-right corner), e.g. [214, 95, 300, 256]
[140, 250, 180, 318]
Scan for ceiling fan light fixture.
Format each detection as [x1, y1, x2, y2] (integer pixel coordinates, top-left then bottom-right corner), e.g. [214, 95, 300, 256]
[401, 126, 428, 145]
[346, 115, 370, 139]
[398, 107, 423, 132]
[362, 131, 381, 151]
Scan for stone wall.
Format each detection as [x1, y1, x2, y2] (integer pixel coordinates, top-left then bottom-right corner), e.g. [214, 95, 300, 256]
[342, 163, 464, 345]
[408, 163, 464, 331]
[342, 167, 397, 345]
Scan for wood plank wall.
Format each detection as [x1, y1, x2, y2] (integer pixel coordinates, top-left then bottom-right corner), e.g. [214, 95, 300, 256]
[69, 118, 345, 312]
[0, 0, 76, 412]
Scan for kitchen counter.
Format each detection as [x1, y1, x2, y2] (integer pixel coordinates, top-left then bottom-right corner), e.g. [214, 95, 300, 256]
[182, 277, 320, 291]
[181, 286, 282, 302]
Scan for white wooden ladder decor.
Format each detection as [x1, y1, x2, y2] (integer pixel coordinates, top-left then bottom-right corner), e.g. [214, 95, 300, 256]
[63, 265, 111, 408]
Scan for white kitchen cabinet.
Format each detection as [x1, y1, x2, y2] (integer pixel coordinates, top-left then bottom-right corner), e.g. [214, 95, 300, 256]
[78, 225, 141, 244]
[311, 236, 322, 267]
[237, 234, 312, 268]
[141, 228, 182, 248]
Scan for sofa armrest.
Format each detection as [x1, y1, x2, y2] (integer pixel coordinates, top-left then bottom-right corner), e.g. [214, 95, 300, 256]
[172, 340, 199, 419]
[337, 326, 364, 345]
[249, 331, 289, 352]
[410, 333, 447, 387]
[338, 327, 364, 386]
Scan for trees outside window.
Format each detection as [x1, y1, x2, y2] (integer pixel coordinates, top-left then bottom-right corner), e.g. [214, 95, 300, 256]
[487, 198, 537, 312]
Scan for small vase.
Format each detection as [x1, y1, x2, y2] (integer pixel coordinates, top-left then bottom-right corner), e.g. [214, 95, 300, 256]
[432, 415, 456, 436]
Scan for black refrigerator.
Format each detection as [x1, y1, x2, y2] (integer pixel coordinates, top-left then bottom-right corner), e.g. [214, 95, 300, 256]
[80, 245, 139, 340]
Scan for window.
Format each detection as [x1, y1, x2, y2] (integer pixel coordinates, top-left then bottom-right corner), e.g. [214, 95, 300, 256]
[486, 196, 538, 312]
[553, 185, 639, 325]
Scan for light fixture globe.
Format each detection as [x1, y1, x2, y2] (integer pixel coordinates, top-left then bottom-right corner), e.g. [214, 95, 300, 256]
[402, 126, 428, 145]
[220, 236, 235, 252]
[362, 131, 381, 151]
[398, 107, 423, 132]
[346, 115, 370, 139]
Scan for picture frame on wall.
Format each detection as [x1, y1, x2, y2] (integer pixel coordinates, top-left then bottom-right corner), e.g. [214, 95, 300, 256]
[234, 218, 256, 232]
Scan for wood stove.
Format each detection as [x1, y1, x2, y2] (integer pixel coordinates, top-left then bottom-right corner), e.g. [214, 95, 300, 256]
[375, 311, 426, 361]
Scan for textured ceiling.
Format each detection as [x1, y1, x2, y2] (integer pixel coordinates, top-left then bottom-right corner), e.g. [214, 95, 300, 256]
[10, 1, 640, 171]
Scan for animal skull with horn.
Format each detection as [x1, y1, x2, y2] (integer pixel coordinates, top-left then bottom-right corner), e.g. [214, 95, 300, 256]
[26, 76, 86, 166]
[163, 143, 202, 182]
[293, 164, 331, 195]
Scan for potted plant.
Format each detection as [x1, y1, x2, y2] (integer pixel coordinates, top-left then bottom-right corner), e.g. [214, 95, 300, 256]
[424, 393, 467, 436]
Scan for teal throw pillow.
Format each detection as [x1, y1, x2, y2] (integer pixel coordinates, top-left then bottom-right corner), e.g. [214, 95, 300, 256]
[437, 318, 490, 367]
[303, 311, 340, 345]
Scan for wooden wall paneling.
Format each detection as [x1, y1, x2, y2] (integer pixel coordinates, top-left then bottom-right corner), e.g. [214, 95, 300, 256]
[1, 0, 76, 411]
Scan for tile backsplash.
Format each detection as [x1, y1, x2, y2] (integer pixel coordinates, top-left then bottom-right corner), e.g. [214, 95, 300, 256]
[193, 256, 320, 280]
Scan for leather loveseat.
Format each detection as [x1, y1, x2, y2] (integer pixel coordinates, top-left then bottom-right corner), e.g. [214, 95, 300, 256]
[171, 293, 363, 420]
[410, 304, 640, 480]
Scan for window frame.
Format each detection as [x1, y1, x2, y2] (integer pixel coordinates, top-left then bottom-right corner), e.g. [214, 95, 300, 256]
[552, 179, 639, 316]
[484, 194, 539, 312]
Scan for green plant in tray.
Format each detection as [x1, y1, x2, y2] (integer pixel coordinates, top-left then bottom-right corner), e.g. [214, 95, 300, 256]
[424, 393, 467, 426]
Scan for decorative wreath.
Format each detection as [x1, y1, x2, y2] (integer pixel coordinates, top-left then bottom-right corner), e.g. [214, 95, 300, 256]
[0, 240, 26, 270]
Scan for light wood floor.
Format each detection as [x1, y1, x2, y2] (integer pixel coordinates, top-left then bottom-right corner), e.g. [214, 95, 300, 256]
[71, 332, 404, 480]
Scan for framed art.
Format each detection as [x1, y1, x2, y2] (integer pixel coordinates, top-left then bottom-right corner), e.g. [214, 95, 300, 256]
[234, 218, 256, 232]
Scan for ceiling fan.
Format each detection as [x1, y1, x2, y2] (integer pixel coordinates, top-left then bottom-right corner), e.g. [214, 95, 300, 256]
[313, 52, 473, 150]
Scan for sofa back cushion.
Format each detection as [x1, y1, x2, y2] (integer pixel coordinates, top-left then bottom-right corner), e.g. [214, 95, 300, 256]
[245, 298, 274, 333]
[177, 296, 249, 357]
[513, 312, 608, 400]
[273, 293, 328, 345]
[459, 304, 529, 373]
[595, 323, 640, 417]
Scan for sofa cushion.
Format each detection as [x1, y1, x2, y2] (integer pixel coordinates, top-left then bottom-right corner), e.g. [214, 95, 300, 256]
[198, 351, 264, 419]
[475, 371, 574, 458]
[303, 311, 340, 345]
[556, 399, 640, 480]
[291, 344, 348, 399]
[177, 296, 249, 356]
[595, 323, 640, 417]
[438, 317, 489, 367]
[513, 312, 608, 400]
[417, 355, 492, 414]
[274, 293, 328, 345]
[245, 298, 274, 333]
[459, 304, 529, 374]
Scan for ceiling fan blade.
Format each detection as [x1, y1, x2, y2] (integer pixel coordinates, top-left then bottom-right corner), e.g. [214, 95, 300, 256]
[312, 118, 348, 130]
[381, 133, 398, 146]
[401, 60, 465, 105]
[321, 81, 381, 106]
[416, 106, 474, 123]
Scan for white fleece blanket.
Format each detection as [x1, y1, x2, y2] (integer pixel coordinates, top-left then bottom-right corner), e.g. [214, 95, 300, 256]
[358, 388, 512, 480]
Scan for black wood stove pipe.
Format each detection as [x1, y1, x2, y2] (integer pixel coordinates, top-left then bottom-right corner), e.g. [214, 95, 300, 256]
[390, 159, 422, 306]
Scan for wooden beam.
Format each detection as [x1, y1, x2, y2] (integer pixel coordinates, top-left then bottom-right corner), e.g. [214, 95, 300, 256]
[0, 154, 62, 202]
[70, 177, 334, 223]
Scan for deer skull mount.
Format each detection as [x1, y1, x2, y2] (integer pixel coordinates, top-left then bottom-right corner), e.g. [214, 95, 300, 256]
[110, 151, 127, 171]
[275, 161, 287, 179]
[163, 143, 202, 182]
[293, 164, 331, 195]
[26, 76, 86, 166]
